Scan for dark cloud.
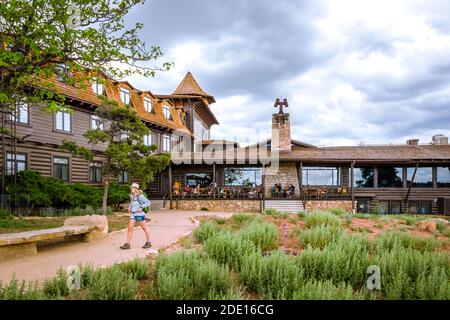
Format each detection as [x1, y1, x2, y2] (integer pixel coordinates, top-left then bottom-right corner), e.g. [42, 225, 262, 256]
[125, 0, 450, 146]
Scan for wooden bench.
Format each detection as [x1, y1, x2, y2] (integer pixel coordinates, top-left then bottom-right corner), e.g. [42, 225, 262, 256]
[0, 215, 108, 260]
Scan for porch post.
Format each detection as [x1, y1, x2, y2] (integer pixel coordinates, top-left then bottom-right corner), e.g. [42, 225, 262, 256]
[169, 164, 173, 209]
[261, 164, 265, 213]
[351, 161, 355, 213]
[213, 162, 216, 198]
[299, 162, 303, 199]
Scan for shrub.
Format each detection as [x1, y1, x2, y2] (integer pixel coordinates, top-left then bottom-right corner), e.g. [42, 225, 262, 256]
[42, 269, 70, 299]
[304, 211, 341, 228]
[194, 259, 231, 299]
[201, 207, 210, 211]
[107, 182, 131, 211]
[240, 220, 279, 251]
[232, 213, 256, 225]
[293, 280, 364, 300]
[214, 217, 227, 225]
[0, 279, 45, 300]
[84, 265, 139, 300]
[329, 208, 350, 216]
[376, 231, 439, 253]
[241, 250, 302, 299]
[298, 224, 343, 250]
[193, 222, 221, 243]
[156, 269, 191, 300]
[264, 208, 279, 216]
[204, 232, 259, 271]
[0, 208, 11, 219]
[116, 258, 149, 280]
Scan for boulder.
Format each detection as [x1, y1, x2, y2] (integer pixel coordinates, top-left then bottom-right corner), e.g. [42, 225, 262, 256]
[64, 215, 108, 235]
[430, 218, 450, 226]
[415, 221, 437, 233]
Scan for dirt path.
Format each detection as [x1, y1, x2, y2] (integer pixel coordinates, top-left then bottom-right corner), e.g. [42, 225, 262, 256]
[0, 210, 232, 285]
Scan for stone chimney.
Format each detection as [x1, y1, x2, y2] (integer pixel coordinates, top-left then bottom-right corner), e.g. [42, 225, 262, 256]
[432, 134, 448, 145]
[271, 98, 291, 151]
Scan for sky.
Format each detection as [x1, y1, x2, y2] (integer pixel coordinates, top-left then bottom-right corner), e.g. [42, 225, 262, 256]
[124, 0, 450, 147]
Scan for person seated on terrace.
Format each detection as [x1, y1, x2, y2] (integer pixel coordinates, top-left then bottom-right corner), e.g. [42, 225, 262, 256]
[193, 184, 201, 195]
[271, 185, 277, 198]
[182, 185, 192, 198]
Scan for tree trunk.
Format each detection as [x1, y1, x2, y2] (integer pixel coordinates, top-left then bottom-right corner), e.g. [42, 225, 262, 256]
[102, 175, 110, 215]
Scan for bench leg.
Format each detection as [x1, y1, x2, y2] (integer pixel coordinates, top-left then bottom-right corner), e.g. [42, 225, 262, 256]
[0, 242, 37, 260]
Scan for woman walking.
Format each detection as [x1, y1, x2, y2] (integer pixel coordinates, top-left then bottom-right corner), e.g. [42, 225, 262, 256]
[120, 183, 152, 250]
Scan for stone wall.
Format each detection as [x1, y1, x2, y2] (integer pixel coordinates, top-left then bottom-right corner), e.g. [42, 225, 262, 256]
[170, 200, 261, 213]
[264, 162, 300, 198]
[305, 200, 355, 213]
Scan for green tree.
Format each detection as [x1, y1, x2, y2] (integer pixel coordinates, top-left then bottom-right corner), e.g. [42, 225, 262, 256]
[61, 97, 170, 214]
[0, 0, 173, 132]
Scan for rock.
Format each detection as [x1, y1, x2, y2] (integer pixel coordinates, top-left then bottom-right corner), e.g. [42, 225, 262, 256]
[415, 221, 437, 233]
[64, 215, 108, 235]
[430, 218, 450, 226]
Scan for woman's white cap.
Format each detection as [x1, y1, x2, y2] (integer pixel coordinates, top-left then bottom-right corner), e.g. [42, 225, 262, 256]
[131, 183, 139, 189]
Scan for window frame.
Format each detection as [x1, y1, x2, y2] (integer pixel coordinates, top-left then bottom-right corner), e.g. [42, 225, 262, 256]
[120, 88, 131, 105]
[144, 97, 153, 113]
[91, 77, 104, 96]
[54, 64, 70, 82]
[53, 156, 70, 181]
[163, 105, 171, 120]
[55, 110, 72, 133]
[407, 167, 433, 188]
[163, 134, 171, 152]
[186, 172, 213, 188]
[89, 161, 103, 183]
[144, 132, 152, 146]
[90, 114, 104, 130]
[5, 152, 27, 176]
[437, 167, 450, 187]
[118, 170, 129, 184]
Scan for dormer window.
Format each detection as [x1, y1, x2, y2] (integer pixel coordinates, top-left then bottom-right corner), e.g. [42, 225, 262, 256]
[144, 97, 152, 113]
[120, 88, 130, 105]
[163, 106, 171, 119]
[92, 77, 104, 96]
[55, 64, 70, 82]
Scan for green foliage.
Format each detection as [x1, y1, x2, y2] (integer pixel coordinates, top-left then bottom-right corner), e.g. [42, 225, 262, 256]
[240, 220, 279, 251]
[329, 208, 350, 216]
[42, 269, 69, 299]
[193, 222, 221, 243]
[0, 0, 173, 118]
[232, 213, 256, 225]
[299, 224, 343, 250]
[84, 265, 139, 300]
[155, 251, 231, 300]
[204, 232, 259, 271]
[0, 208, 12, 219]
[213, 217, 227, 225]
[0, 279, 45, 300]
[200, 207, 210, 211]
[116, 258, 149, 281]
[293, 280, 364, 300]
[304, 211, 341, 228]
[240, 250, 303, 299]
[376, 231, 439, 253]
[107, 182, 131, 211]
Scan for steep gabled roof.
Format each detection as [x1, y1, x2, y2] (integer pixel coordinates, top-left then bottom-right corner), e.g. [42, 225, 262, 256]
[172, 72, 216, 103]
[245, 138, 317, 149]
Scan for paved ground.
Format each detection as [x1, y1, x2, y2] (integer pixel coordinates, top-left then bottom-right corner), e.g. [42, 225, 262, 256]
[0, 210, 232, 285]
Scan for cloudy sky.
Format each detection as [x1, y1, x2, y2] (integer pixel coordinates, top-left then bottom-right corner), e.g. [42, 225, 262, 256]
[125, 0, 450, 147]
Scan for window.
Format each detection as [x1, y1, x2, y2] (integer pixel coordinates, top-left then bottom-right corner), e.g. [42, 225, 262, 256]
[55, 64, 70, 82]
[53, 157, 69, 181]
[391, 201, 401, 214]
[12, 102, 29, 124]
[92, 77, 104, 95]
[409, 201, 432, 214]
[89, 162, 102, 182]
[144, 133, 152, 146]
[118, 170, 129, 184]
[224, 168, 262, 187]
[120, 88, 130, 105]
[6, 153, 27, 175]
[163, 106, 171, 119]
[186, 172, 213, 187]
[163, 134, 171, 152]
[55, 111, 71, 132]
[357, 200, 369, 213]
[407, 167, 433, 187]
[378, 201, 389, 214]
[354, 168, 374, 188]
[91, 115, 103, 130]
[378, 167, 403, 188]
[302, 167, 341, 186]
[144, 98, 152, 113]
[437, 167, 450, 187]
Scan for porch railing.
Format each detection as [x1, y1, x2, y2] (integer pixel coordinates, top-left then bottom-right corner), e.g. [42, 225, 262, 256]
[172, 186, 263, 200]
[299, 186, 351, 200]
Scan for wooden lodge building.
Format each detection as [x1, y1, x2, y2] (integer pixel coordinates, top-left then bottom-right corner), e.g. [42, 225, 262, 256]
[1, 70, 450, 214]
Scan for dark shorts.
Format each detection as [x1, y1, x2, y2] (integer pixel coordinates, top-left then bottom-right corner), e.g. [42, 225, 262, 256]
[130, 215, 146, 222]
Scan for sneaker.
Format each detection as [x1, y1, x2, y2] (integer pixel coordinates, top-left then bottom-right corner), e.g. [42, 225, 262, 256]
[142, 242, 152, 249]
[120, 243, 131, 250]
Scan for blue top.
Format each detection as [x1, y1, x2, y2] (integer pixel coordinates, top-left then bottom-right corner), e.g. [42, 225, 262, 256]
[129, 193, 151, 215]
